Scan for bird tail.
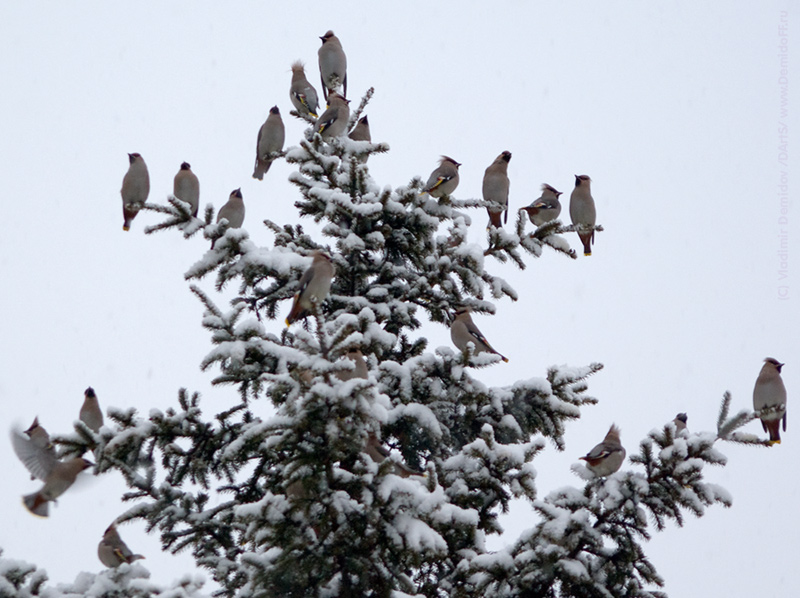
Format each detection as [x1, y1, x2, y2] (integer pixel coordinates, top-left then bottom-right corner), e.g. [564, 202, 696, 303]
[285, 295, 304, 327]
[22, 492, 49, 517]
[580, 233, 593, 256]
[253, 159, 266, 180]
[765, 419, 782, 444]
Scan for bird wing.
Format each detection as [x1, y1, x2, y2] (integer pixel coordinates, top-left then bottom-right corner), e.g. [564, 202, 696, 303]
[11, 429, 58, 481]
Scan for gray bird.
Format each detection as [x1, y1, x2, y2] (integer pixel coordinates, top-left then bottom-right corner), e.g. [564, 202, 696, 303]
[580, 424, 626, 477]
[14, 441, 93, 517]
[212, 189, 245, 249]
[450, 307, 508, 362]
[98, 524, 145, 568]
[365, 433, 425, 478]
[253, 106, 286, 180]
[121, 153, 150, 231]
[753, 357, 787, 444]
[521, 184, 563, 227]
[285, 251, 336, 326]
[318, 30, 347, 101]
[315, 92, 350, 140]
[290, 61, 320, 118]
[422, 156, 461, 198]
[348, 115, 371, 163]
[672, 413, 688, 434]
[483, 151, 511, 228]
[570, 174, 596, 256]
[173, 162, 199, 217]
[80, 387, 103, 433]
[336, 348, 369, 381]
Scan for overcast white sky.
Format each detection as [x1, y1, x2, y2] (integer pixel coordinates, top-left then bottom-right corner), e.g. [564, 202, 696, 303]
[0, 2, 797, 596]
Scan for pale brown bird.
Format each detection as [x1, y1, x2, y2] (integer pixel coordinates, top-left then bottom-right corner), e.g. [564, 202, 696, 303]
[315, 92, 350, 140]
[521, 184, 563, 227]
[98, 524, 145, 567]
[580, 425, 625, 477]
[335, 349, 369, 381]
[483, 151, 511, 228]
[211, 189, 245, 249]
[569, 174, 596, 256]
[348, 115, 371, 163]
[449, 307, 508, 362]
[365, 433, 425, 478]
[253, 106, 286, 180]
[285, 251, 336, 326]
[753, 357, 787, 444]
[290, 61, 320, 118]
[80, 387, 103, 433]
[120, 153, 150, 231]
[672, 413, 688, 433]
[173, 162, 199, 217]
[422, 156, 461, 198]
[318, 30, 347, 100]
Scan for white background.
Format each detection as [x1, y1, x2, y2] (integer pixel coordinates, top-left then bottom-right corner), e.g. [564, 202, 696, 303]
[0, 2, 796, 596]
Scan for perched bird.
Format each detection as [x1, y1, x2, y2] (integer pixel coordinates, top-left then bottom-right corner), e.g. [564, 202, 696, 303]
[335, 348, 369, 381]
[318, 30, 347, 101]
[98, 524, 145, 568]
[753, 357, 787, 444]
[253, 106, 286, 180]
[422, 156, 461, 198]
[289, 61, 320, 118]
[120, 153, 150, 231]
[80, 387, 103, 433]
[450, 307, 508, 362]
[348, 115, 371, 142]
[580, 425, 626, 477]
[365, 433, 425, 478]
[483, 151, 512, 228]
[672, 413, 688, 433]
[569, 174, 596, 256]
[24, 417, 52, 452]
[315, 92, 350, 140]
[11, 431, 93, 517]
[285, 251, 336, 326]
[521, 184, 563, 227]
[173, 162, 199, 217]
[212, 189, 245, 249]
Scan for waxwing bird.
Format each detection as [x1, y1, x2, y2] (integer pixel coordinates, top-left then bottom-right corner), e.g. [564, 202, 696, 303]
[348, 115, 371, 163]
[318, 30, 347, 101]
[173, 162, 199, 217]
[521, 184, 563, 227]
[483, 151, 511, 228]
[753, 357, 787, 444]
[672, 413, 688, 433]
[98, 524, 145, 568]
[336, 348, 369, 381]
[253, 106, 286, 180]
[20, 455, 93, 517]
[80, 387, 103, 433]
[569, 174, 596, 256]
[285, 251, 336, 326]
[212, 189, 245, 249]
[348, 115, 371, 142]
[422, 156, 461, 198]
[450, 307, 508, 362]
[365, 433, 425, 478]
[120, 153, 150, 231]
[315, 92, 350, 140]
[290, 61, 320, 118]
[580, 425, 626, 477]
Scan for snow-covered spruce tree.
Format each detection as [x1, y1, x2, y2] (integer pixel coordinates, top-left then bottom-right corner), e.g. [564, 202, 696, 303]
[56, 92, 766, 598]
